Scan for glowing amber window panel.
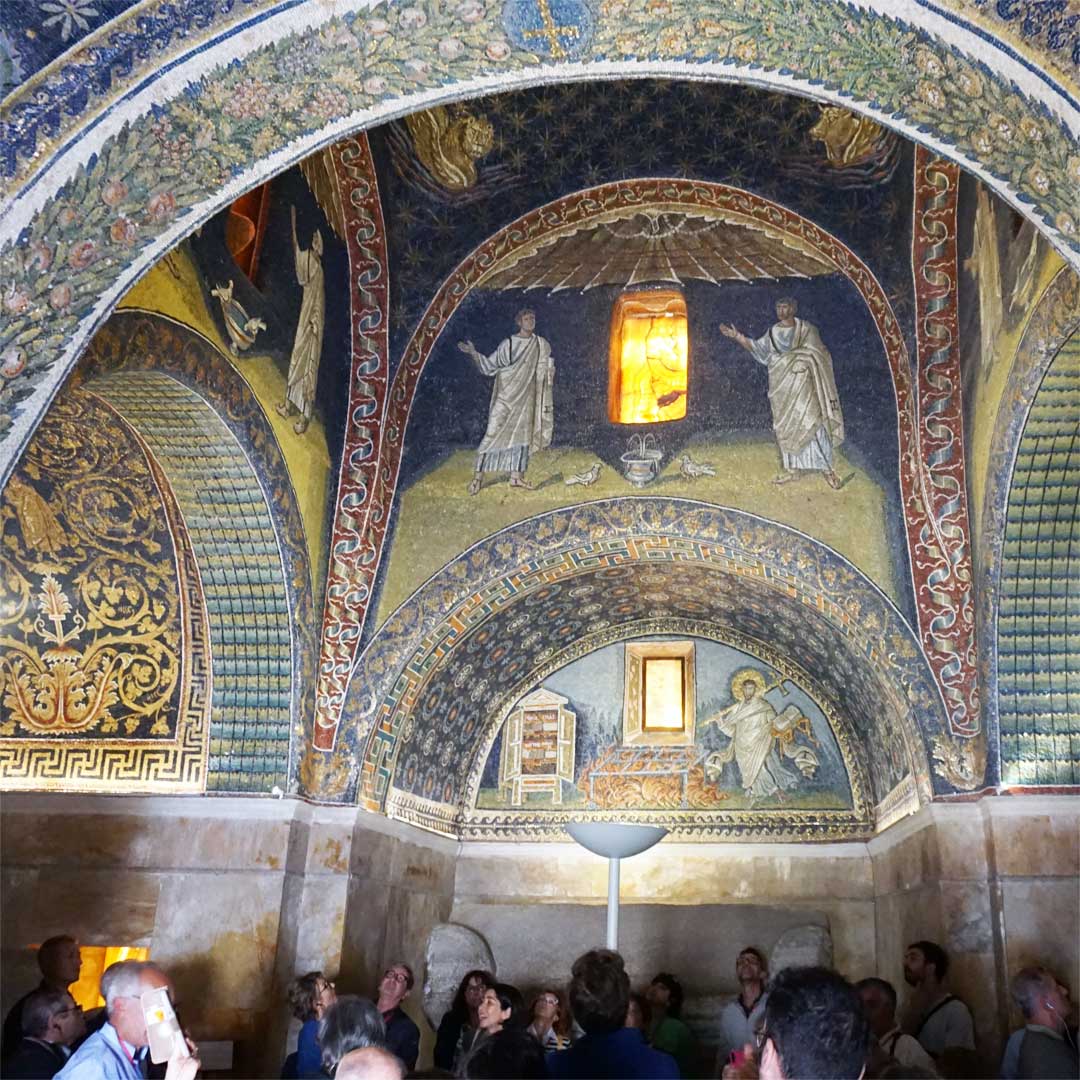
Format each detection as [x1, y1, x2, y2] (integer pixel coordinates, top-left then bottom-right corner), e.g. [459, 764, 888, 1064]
[69, 946, 150, 1010]
[608, 290, 689, 424]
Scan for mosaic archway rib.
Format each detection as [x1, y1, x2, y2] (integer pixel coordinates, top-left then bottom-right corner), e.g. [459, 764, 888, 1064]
[996, 332, 1080, 786]
[322, 178, 967, 750]
[370, 555, 931, 814]
[313, 134, 391, 752]
[3, 0, 1077, 194]
[88, 371, 295, 792]
[3, 0, 1080, 499]
[910, 148, 978, 738]
[76, 311, 319, 774]
[346, 501, 945, 815]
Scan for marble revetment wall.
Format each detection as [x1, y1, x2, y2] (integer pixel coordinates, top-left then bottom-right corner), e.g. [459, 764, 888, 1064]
[1, 793, 1076, 1073]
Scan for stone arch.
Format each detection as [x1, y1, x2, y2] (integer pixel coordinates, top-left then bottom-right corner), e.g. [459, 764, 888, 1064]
[978, 269, 1080, 754]
[347, 500, 945, 831]
[86, 369, 299, 791]
[77, 310, 320, 757]
[2, 1, 1079, 487]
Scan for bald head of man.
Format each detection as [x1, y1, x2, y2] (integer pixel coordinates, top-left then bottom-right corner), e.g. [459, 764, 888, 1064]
[334, 1046, 404, 1080]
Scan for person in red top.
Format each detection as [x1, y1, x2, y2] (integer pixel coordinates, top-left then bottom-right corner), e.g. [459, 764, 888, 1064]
[375, 963, 419, 1071]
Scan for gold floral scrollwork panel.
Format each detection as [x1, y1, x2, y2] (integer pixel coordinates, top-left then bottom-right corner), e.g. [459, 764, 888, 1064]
[0, 388, 209, 790]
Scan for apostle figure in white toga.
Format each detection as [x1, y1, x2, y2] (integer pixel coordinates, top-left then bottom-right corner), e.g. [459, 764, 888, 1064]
[276, 206, 325, 435]
[703, 669, 819, 805]
[457, 309, 555, 494]
[719, 298, 845, 489]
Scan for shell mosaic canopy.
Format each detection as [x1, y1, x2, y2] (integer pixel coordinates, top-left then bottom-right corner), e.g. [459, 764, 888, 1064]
[1, 10, 1077, 834]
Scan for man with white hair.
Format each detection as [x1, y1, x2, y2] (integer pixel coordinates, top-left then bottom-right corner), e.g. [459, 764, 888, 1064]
[56, 960, 173, 1080]
[1009, 966, 1078, 1080]
[335, 1046, 405, 1080]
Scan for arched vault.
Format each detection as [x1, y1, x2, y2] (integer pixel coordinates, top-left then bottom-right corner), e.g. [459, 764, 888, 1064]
[2, 0, 1079, 487]
[344, 500, 948, 839]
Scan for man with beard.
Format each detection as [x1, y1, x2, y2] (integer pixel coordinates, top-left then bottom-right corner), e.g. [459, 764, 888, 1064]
[902, 941, 975, 1059]
[720, 298, 845, 490]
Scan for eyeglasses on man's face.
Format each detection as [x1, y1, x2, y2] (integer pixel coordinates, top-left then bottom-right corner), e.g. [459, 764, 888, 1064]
[383, 970, 409, 984]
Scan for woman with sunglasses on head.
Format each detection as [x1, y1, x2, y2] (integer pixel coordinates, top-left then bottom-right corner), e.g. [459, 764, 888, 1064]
[435, 970, 494, 1071]
[527, 988, 573, 1052]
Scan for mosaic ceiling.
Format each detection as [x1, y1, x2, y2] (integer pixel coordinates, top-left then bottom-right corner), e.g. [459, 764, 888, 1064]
[1, 1, 1077, 819]
[2, 0, 1079, 491]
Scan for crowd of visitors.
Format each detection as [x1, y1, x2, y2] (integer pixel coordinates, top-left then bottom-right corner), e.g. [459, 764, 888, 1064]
[2, 934, 1076, 1080]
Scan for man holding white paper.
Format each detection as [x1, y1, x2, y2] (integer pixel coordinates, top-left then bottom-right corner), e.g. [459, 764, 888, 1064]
[56, 961, 197, 1080]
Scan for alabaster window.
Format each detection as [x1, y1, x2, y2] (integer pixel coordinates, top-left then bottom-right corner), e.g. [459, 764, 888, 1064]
[69, 945, 151, 1009]
[608, 289, 689, 424]
[623, 641, 696, 746]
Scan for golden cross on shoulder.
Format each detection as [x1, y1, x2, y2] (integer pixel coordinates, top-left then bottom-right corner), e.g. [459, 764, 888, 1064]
[522, 0, 580, 59]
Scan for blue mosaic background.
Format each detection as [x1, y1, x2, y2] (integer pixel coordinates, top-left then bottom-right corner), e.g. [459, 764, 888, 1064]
[477, 636, 855, 808]
[370, 80, 918, 371]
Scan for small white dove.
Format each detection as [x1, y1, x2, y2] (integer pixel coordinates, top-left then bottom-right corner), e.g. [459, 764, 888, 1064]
[679, 453, 716, 479]
[566, 462, 602, 487]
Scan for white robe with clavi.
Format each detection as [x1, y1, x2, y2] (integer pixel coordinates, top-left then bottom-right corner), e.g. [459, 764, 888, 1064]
[706, 695, 812, 799]
[751, 318, 844, 471]
[474, 332, 554, 473]
[285, 241, 325, 420]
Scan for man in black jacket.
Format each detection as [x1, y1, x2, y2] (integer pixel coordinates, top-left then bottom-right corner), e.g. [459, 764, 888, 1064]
[2, 936, 83, 1059]
[375, 963, 420, 1071]
[2, 988, 86, 1079]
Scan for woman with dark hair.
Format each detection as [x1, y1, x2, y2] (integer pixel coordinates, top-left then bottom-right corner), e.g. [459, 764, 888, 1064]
[457, 983, 525, 1072]
[526, 987, 573, 1051]
[647, 972, 696, 1078]
[285, 972, 336, 1078]
[435, 970, 494, 1071]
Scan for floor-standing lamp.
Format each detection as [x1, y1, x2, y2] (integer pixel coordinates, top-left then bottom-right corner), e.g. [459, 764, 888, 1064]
[566, 822, 668, 949]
